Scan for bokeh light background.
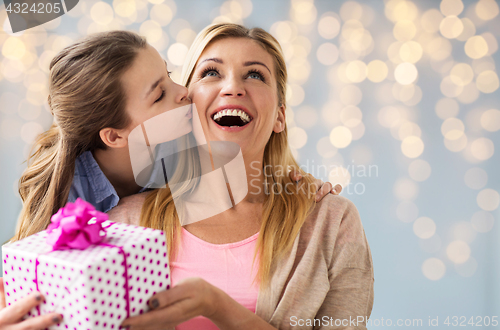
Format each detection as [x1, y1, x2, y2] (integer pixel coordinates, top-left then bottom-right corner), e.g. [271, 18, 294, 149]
[1, 0, 499, 326]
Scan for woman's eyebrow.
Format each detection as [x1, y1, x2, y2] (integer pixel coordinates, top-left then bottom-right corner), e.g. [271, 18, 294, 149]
[200, 57, 223, 65]
[244, 61, 271, 74]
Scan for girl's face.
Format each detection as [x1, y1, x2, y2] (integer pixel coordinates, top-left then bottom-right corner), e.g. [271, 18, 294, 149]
[188, 37, 285, 161]
[120, 44, 192, 139]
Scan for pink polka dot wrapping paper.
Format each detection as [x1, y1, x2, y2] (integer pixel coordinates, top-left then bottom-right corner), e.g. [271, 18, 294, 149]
[1, 222, 171, 330]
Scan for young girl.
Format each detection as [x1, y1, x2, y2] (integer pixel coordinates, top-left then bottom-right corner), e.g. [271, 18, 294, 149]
[2, 30, 339, 329]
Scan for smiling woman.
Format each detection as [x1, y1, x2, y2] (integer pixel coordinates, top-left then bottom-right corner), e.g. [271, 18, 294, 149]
[114, 23, 374, 330]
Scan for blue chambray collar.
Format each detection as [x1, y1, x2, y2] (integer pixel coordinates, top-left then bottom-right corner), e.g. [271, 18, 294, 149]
[79, 151, 119, 205]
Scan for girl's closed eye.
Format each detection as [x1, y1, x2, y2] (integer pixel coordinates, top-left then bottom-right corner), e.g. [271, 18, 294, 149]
[155, 89, 165, 103]
[247, 69, 265, 82]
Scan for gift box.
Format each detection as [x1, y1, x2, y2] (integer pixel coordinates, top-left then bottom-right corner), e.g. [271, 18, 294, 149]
[2, 200, 171, 330]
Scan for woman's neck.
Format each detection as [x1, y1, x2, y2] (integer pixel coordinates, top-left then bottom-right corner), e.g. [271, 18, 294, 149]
[92, 148, 142, 199]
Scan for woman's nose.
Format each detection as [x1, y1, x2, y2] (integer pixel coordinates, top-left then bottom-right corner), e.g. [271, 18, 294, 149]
[220, 76, 245, 97]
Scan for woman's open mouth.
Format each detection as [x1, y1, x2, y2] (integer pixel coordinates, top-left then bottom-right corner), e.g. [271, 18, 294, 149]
[211, 109, 253, 131]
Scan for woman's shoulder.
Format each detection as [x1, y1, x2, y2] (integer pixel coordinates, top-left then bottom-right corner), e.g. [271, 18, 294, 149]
[106, 191, 150, 225]
[310, 194, 360, 228]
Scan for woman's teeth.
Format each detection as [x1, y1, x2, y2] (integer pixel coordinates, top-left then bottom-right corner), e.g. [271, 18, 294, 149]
[213, 109, 251, 123]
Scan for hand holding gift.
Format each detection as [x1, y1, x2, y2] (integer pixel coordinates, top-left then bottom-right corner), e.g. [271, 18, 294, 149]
[1, 199, 171, 330]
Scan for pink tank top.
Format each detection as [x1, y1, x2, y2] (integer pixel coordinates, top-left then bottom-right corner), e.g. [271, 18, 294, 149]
[171, 227, 260, 329]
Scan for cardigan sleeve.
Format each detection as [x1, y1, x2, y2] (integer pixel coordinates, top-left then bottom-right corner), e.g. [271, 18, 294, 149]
[313, 199, 374, 330]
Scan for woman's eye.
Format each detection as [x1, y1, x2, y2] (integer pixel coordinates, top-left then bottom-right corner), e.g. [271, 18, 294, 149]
[248, 72, 262, 80]
[155, 90, 165, 103]
[200, 67, 219, 78]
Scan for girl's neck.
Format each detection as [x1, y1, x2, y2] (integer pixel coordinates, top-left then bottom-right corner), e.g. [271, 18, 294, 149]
[92, 148, 142, 199]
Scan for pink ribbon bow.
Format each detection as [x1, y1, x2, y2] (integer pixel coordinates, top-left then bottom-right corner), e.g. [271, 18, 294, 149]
[46, 198, 108, 250]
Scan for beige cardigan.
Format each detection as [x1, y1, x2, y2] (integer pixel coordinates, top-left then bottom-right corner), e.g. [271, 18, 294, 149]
[108, 194, 374, 329]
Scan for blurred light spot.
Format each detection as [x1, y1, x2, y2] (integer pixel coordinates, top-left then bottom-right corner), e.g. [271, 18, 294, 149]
[480, 109, 500, 132]
[340, 85, 362, 106]
[345, 60, 367, 83]
[440, 0, 464, 16]
[367, 60, 388, 82]
[294, 105, 318, 129]
[328, 165, 351, 189]
[481, 32, 498, 56]
[450, 63, 474, 86]
[385, 0, 418, 22]
[350, 122, 365, 140]
[395, 62, 418, 85]
[455, 257, 477, 277]
[444, 134, 467, 152]
[290, 0, 317, 25]
[427, 36, 452, 61]
[446, 240, 470, 264]
[476, 70, 499, 93]
[317, 136, 338, 159]
[422, 258, 446, 280]
[457, 82, 480, 104]
[465, 36, 488, 59]
[470, 137, 494, 161]
[393, 20, 417, 41]
[471, 210, 495, 233]
[475, 0, 499, 21]
[421, 9, 444, 33]
[440, 76, 463, 97]
[288, 127, 308, 149]
[472, 56, 496, 75]
[409, 159, 431, 182]
[340, 1, 363, 21]
[2, 37, 25, 60]
[150, 4, 174, 26]
[148, 0, 165, 4]
[318, 14, 340, 39]
[114, 0, 136, 17]
[439, 16, 463, 39]
[456, 18, 476, 42]
[401, 136, 424, 158]
[288, 58, 311, 83]
[453, 221, 476, 244]
[419, 235, 442, 254]
[435, 98, 459, 119]
[396, 200, 418, 223]
[317, 43, 339, 66]
[394, 178, 419, 200]
[140, 20, 163, 43]
[287, 84, 305, 107]
[20, 122, 44, 144]
[378, 106, 401, 128]
[91, 2, 114, 25]
[167, 43, 188, 66]
[441, 118, 465, 140]
[477, 188, 500, 211]
[399, 41, 422, 63]
[321, 100, 341, 127]
[1, 59, 25, 82]
[329, 126, 352, 148]
[464, 167, 488, 189]
[270, 21, 296, 44]
[340, 105, 362, 128]
[388, 41, 403, 64]
[396, 121, 420, 140]
[413, 217, 436, 239]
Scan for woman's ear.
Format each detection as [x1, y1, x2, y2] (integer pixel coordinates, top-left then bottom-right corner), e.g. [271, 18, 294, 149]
[273, 104, 286, 133]
[99, 127, 128, 148]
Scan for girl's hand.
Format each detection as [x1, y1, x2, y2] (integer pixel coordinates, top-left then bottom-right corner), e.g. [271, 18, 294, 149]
[288, 170, 342, 201]
[121, 277, 216, 330]
[0, 279, 62, 330]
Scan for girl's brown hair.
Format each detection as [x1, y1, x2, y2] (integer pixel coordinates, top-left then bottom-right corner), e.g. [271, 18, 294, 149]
[14, 31, 147, 241]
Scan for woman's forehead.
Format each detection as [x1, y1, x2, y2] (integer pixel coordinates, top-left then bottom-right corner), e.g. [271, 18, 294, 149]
[198, 37, 275, 68]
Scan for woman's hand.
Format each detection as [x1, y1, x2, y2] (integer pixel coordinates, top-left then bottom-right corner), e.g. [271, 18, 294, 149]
[121, 277, 277, 330]
[0, 278, 63, 330]
[121, 277, 216, 330]
[288, 169, 342, 202]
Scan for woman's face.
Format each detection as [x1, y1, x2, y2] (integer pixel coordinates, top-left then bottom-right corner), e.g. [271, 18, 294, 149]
[188, 37, 285, 160]
[120, 44, 192, 138]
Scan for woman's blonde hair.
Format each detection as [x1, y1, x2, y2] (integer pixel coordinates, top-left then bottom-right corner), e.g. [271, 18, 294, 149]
[14, 31, 147, 241]
[140, 23, 317, 287]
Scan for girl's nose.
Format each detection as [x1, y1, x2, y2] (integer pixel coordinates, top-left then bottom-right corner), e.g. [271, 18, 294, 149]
[175, 84, 189, 103]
